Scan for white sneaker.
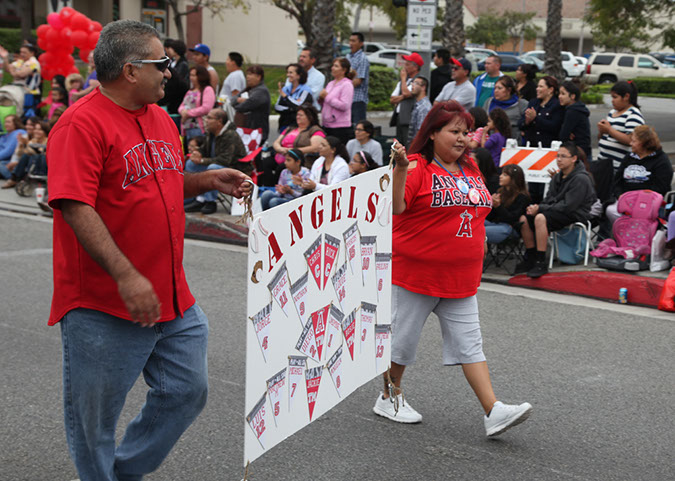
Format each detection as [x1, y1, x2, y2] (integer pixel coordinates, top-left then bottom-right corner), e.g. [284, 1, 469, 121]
[484, 400, 532, 437]
[372, 391, 422, 423]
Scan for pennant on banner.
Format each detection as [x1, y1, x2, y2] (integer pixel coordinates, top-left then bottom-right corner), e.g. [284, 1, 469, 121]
[304, 235, 323, 290]
[342, 308, 357, 360]
[375, 324, 391, 373]
[326, 304, 344, 353]
[326, 346, 344, 398]
[343, 222, 361, 275]
[250, 302, 273, 362]
[323, 234, 341, 290]
[290, 272, 310, 326]
[288, 356, 306, 412]
[267, 261, 293, 317]
[266, 368, 287, 426]
[295, 317, 320, 362]
[305, 366, 323, 421]
[331, 262, 348, 310]
[360, 302, 377, 354]
[310, 304, 331, 361]
[246, 392, 268, 449]
[375, 253, 392, 301]
[360, 236, 377, 286]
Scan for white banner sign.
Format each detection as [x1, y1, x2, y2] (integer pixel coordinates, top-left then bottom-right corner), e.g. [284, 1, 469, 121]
[499, 143, 562, 184]
[244, 168, 393, 465]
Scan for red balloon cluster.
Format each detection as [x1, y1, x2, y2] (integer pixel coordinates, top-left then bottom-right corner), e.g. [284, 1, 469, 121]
[36, 7, 103, 80]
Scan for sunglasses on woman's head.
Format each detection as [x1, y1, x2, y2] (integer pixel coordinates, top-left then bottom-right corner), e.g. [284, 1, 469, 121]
[128, 56, 171, 72]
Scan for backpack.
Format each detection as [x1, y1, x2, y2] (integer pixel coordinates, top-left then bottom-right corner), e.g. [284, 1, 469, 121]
[554, 226, 587, 264]
[591, 190, 663, 271]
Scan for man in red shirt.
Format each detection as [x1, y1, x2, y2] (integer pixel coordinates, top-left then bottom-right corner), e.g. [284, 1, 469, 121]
[46, 20, 251, 481]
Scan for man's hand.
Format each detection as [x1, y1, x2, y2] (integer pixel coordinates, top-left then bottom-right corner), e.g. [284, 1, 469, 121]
[210, 168, 253, 198]
[190, 150, 203, 164]
[390, 95, 404, 105]
[117, 269, 161, 327]
[399, 68, 407, 81]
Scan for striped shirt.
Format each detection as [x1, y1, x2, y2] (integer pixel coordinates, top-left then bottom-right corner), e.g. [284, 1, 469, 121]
[346, 49, 369, 104]
[597, 107, 645, 169]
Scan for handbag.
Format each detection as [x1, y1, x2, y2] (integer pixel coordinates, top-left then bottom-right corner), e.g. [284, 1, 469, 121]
[554, 226, 587, 264]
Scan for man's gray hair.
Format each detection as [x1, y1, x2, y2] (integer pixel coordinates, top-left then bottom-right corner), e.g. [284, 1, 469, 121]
[94, 20, 160, 83]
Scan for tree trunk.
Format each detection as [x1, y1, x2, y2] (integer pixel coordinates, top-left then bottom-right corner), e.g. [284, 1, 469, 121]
[543, 0, 565, 80]
[352, 2, 362, 32]
[19, 0, 32, 42]
[442, 0, 465, 58]
[311, 0, 336, 77]
[173, 13, 186, 42]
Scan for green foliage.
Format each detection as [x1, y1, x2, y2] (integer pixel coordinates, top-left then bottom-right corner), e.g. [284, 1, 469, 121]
[581, 91, 604, 104]
[466, 11, 508, 47]
[367, 65, 398, 111]
[0, 28, 31, 55]
[502, 11, 541, 51]
[631, 77, 675, 95]
[586, 0, 675, 52]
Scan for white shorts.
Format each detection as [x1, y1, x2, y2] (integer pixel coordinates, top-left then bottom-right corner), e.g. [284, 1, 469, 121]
[391, 285, 486, 366]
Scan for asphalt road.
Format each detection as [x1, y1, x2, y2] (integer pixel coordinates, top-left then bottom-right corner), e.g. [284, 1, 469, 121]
[1, 212, 674, 481]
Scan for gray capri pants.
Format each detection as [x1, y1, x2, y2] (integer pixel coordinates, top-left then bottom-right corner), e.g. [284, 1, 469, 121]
[391, 285, 486, 366]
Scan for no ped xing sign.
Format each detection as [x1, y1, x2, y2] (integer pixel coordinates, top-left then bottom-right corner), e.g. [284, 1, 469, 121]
[244, 168, 393, 466]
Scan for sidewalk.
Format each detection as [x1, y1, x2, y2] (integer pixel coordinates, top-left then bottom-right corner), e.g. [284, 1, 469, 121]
[1, 180, 671, 310]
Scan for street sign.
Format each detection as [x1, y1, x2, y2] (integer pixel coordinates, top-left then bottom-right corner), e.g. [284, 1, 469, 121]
[405, 25, 433, 51]
[407, 1, 436, 28]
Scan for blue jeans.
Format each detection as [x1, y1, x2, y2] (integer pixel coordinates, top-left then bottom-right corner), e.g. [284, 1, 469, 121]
[0, 159, 11, 179]
[351, 101, 367, 126]
[485, 220, 517, 244]
[60, 304, 209, 481]
[260, 189, 292, 210]
[184, 159, 222, 203]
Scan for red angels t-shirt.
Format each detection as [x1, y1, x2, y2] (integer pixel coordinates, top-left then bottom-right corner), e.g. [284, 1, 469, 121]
[392, 154, 492, 298]
[46, 89, 195, 325]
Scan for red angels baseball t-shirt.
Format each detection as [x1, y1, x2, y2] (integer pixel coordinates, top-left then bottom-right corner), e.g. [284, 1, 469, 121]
[392, 154, 492, 298]
[46, 89, 195, 325]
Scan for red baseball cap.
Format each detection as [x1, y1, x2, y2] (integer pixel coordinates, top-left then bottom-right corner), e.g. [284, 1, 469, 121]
[402, 52, 424, 67]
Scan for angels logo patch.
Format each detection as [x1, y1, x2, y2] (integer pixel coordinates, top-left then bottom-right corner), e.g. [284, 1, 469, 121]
[456, 209, 473, 238]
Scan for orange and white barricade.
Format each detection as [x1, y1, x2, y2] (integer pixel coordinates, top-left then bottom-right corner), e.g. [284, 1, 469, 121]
[499, 140, 562, 184]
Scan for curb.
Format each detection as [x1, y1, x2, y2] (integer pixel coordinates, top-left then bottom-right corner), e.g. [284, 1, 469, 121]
[184, 214, 248, 246]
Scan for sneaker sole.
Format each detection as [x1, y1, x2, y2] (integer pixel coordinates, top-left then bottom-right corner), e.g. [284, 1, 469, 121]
[486, 406, 532, 437]
[372, 405, 422, 424]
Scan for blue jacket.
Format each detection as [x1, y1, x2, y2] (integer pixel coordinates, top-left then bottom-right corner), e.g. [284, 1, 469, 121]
[0, 129, 26, 161]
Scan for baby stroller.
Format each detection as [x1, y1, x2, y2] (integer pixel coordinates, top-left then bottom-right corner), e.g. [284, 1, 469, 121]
[0, 84, 24, 129]
[590, 190, 663, 271]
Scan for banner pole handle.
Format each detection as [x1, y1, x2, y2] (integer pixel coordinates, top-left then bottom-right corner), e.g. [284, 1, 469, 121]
[242, 460, 250, 481]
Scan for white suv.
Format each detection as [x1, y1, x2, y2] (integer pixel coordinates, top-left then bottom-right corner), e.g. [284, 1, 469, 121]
[585, 52, 675, 84]
[521, 50, 584, 77]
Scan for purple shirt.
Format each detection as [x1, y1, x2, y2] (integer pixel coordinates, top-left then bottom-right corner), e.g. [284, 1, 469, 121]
[485, 132, 506, 167]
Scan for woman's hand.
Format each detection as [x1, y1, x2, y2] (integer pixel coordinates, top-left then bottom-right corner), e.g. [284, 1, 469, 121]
[318, 89, 328, 100]
[491, 192, 501, 207]
[180, 111, 190, 122]
[391, 140, 409, 168]
[526, 204, 539, 216]
[278, 82, 286, 97]
[301, 179, 317, 191]
[597, 119, 610, 135]
[524, 107, 536, 124]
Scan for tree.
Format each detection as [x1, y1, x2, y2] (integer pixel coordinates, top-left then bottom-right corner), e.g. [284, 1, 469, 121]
[543, 0, 564, 80]
[586, 0, 675, 52]
[442, 0, 464, 57]
[311, 0, 336, 76]
[465, 11, 508, 49]
[502, 10, 541, 54]
[165, 0, 248, 43]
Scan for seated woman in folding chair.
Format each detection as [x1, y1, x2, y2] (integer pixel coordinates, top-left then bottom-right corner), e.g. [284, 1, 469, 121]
[485, 164, 529, 244]
[517, 142, 597, 278]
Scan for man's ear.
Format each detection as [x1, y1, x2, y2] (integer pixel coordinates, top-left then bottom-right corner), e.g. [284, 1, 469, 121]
[122, 64, 138, 84]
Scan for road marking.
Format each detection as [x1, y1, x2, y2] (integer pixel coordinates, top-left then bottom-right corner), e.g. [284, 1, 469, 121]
[0, 247, 52, 257]
[479, 282, 675, 322]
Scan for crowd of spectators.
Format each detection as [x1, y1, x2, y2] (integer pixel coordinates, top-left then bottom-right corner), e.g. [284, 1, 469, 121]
[0, 34, 672, 273]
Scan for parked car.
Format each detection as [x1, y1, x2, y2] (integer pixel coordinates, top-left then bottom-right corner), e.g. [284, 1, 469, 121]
[465, 46, 498, 57]
[662, 56, 675, 68]
[477, 54, 525, 72]
[521, 50, 584, 77]
[575, 56, 588, 70]
[520, 55, 544, 71]
[363, 42, 389, 54]
[585, 52, 675, 84]
[367, 48, 412, 69]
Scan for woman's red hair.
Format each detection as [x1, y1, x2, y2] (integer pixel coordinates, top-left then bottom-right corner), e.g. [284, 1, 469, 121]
[408, 100, 474, 167]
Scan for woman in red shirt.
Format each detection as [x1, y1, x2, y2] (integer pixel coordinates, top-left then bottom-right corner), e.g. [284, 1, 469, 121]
[373, 101, 532, 437]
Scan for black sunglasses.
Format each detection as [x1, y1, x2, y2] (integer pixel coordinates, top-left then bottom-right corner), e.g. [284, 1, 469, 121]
[129, 56, 171, 72]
